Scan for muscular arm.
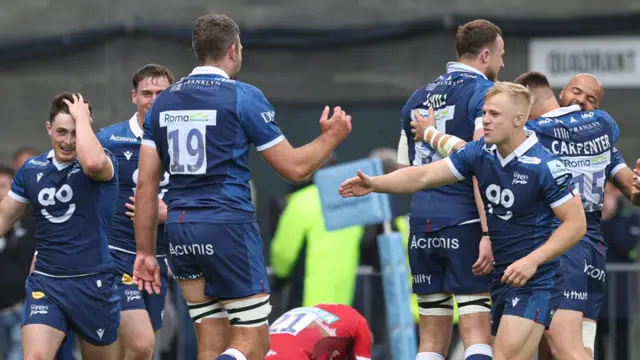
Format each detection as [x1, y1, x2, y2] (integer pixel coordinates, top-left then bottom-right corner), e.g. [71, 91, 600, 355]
[528, 195, 586, 265]
[261, 134, 340, 182]
[611, 167, 640, 206]
[75, 113, 114, 181]
[370, 160, 460, 194]
[472, 129, 489, 233]
[0, 196, 29, 237]
[134, 144, 163, 256]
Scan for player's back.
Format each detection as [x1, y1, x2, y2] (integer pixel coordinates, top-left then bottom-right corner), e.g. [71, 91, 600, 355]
[268, 304, 371, 360]
[527, 105, 622, 244]
[401, 63, 493, 232]
[144, 68, 282, 223]
[97, 118, 170, 255]
[9, 151, 119, 276]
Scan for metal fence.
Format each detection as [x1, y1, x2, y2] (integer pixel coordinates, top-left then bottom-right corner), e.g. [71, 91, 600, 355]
[158, 264, 637, 360]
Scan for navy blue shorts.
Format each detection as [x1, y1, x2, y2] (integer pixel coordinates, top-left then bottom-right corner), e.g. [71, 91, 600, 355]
[490, 270, 563, 336]
[22, 272, 120, 346]
[167, 220, 270, 300]
[111, 250, 168, 331]
[408, 223, 492, 295]
[558, 241, 606, 320]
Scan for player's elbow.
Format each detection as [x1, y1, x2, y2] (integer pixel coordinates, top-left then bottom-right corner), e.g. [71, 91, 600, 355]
[278, 165, 308, 183]
[83, 155, 111, 177]
[567, 212, 587, 243]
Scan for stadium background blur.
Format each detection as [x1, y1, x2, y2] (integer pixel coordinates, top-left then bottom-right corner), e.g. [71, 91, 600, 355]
[1, 1, 640, 359]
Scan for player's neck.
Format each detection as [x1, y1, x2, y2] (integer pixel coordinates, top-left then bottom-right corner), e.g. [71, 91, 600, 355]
[496, 131, 527, 159]
[456, 58, 484, 76]
[136, 112, 145, 130]
[200, 60, 234, 78]
[530, 98, 561, 119]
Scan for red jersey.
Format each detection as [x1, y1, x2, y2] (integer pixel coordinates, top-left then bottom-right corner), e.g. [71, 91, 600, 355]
[267, 304, 372, 360]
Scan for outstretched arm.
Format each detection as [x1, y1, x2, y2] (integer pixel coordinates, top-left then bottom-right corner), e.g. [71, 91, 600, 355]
[339, 159, 460, 197]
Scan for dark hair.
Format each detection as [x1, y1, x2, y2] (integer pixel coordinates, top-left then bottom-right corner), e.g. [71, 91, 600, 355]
[513, 71, 551, 89]
[192, 14, 241, 64]
[455, 20, 503, 58]
[12, 146, 38, 161]
[49, 92, 92, 122]
[0, 165, 14, 178]
[133, 64, 175, 90]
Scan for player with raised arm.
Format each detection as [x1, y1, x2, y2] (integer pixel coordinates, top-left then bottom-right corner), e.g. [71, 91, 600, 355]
[0, 93, 120, 360]
[96, 64, 174, 360]
[395, 19, 504, 360]
[341, 82, 587, 360]
[266, 304, 372, 360]
[131, 14, 352, 360]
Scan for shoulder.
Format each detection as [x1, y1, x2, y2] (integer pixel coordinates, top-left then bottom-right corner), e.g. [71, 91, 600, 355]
[97, 121, 129, 144]
[20, 152, 50, 172]
[593, 109, 617, 126]
[472, 78, 493, 95]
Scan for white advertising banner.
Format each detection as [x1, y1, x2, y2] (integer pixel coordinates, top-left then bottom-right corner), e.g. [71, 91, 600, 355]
[528, 36, 640, 88]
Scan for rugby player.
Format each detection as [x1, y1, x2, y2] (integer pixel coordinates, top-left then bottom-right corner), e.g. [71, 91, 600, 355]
[0, 93, 120, 359]
[340, 82, 587, 360]
[266, 304, 372, 360]
[131, 14, 352, 360]
[96, 64, 174, 360]
[410, 72, 640, 359]
[396, 19, 503, 360]
[515, 72, 640, 359]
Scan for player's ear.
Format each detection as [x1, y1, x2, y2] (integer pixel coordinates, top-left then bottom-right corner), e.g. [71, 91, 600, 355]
[45, 121, 52, 136]
[479, 48, 490, 64]
[514, 113, 526, 127]
[131, 89, 137, 105]
[228, 43, 237, 60]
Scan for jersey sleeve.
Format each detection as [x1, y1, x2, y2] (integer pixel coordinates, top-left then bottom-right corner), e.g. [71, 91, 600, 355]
[444, 140, 480, 180]
[353, 314, 373, 360]
[467, 81, 492, 131]
[238, 85, 285, 152]
[9, 164, 30, 204]
[105, 149, 118, 182]
[606, 147, 628, 180]
[95, 128, 106, 147]
[540, 157, 575, 208]
[142, 109, 157, 149]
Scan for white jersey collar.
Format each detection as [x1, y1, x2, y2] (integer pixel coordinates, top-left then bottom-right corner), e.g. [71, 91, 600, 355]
[189, 66, 230, 79]
[446, 62, 488, 80]
[540, 105, 582, 118]
[128, 114, 143, 138]
[491, 129, 539, 167]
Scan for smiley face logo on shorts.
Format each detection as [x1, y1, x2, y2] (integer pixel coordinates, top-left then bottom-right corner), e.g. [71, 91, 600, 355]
[122, 273, 133, 285]
[31, 291, 45, 300]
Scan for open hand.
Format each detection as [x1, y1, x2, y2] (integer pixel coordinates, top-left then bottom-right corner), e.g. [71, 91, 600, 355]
[339, 170, 374, 198]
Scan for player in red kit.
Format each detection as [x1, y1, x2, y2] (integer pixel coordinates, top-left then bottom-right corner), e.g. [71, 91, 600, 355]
[267, 304, 372, 360]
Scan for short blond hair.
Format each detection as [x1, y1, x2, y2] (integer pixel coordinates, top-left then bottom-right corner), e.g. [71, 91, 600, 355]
[485, 82, 533, 119]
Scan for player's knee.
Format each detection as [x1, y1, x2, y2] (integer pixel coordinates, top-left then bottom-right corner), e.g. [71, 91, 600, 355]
[456, 294, 491, 317]
[125, 336, 155, 360]
[224, 295, 272, 327]
[417, 293, 454, 317]
[582, 320, 596, 355]
[24, 353, 46, 360]
[188, 299, 227, 323]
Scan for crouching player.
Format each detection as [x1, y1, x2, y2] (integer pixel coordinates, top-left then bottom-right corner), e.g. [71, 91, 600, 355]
[267, 303, 372, 360]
